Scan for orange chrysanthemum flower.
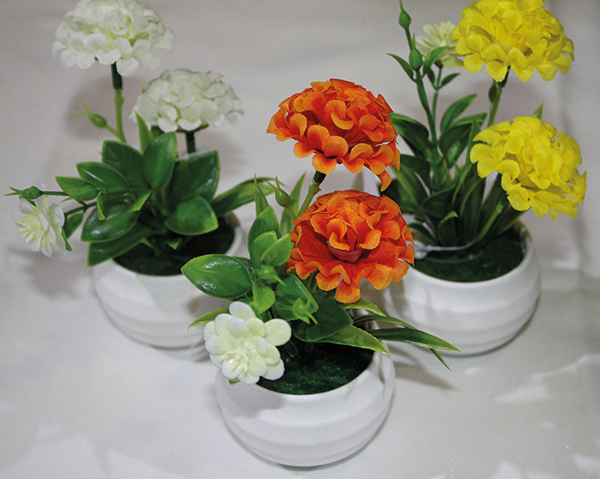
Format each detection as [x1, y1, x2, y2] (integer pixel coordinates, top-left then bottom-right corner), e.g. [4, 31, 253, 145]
[267, 79, 400, 190]
[287, 190, 414, 303]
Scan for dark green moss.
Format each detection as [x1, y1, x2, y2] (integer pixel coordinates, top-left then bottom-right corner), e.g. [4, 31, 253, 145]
[114, 217, 235, 275]
[414, 228, 525, 282]
[258, 342, 374, 395]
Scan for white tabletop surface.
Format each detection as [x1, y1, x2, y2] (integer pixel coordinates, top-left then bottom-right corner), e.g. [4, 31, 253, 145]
[1, 1, 599, 478]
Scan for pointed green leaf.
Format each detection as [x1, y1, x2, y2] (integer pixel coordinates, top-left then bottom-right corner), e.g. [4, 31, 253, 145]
[440, 94, 477, 133]
[168, 150, 220, 209]
[293, 293, 353, 342]
[76, 162, 130, 193]
[261, 234, 292, 267]
[182, 254, 252, 299]
[250, 231, 277, 268]
[273, 274, 317, 322]
[189, 307, 229, 328]
[422, 46, 448, 75]
[165, 196, 218, 235]
[55, 177, 98, 201]
[143, 132, 177, 189]
[344, 298, 386, 316]
[135, 113, 152, 153]
[86, 223, 152, 266]
[440, 72, 461, 88]
[63, 212, 84, 239]
[81, 203, 138, 242]
[388, 53, 414, 79]
[252, 280, 276, 314]
[211, 180, 275, 218]
[318, 325, 388, 354]
[421, 187, 453, 219]
[128, 190, 151, 212]
[101, 140, 147, 191]
[370, 327, 459, 351]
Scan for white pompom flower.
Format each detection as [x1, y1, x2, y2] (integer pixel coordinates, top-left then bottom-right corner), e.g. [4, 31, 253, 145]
[204, 302, 292, 385]
[53, 0, 175, 77]
[12, 193, 67, 258]
[416, 21, 463, 70]
[131, 69, 243, 133]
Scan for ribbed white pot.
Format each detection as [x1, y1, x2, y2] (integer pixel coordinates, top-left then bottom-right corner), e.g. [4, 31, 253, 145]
[92, 214, 243, 361]
[215, 352, 395, 467]
[383, 229, 541, 355]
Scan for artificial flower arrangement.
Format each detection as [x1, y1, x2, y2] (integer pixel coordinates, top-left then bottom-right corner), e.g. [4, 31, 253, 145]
[182, 78, 458, 391]
[9, 0, 272, 274]
[384, 0, 586, 281]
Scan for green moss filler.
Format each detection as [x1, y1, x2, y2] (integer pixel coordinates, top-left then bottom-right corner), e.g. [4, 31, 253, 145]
[258, 343, 374, 395]
[414, 228, 525, 282]
[115, 217, 235, 275]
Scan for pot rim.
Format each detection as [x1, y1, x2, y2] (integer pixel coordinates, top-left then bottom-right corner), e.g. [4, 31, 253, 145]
[223, 351, 383, 402]
[407, 225, 535, 288]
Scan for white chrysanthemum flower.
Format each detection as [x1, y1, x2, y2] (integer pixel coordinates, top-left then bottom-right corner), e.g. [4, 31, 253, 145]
[131, 69, 243, 133]
[416, 21, 463, 69]
[204, 302, 292, 385]
[53, 0, 175, 77]
[12, 193, 66, 258]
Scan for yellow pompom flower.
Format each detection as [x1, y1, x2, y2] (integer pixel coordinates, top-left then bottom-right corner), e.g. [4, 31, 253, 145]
[471, 117, 586, 219]
[452, 0, 574, 82]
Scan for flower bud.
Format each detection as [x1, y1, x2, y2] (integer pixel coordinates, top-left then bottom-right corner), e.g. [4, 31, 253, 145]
[399, 9, 411, 29]
[409, 47, 423, 70]
[87, 113, 108, 129]
[22, 186, 42, 200]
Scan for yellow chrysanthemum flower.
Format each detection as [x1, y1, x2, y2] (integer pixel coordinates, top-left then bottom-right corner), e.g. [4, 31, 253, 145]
[471, 117, 586, 219]
[416, 22, 463, 69]
[452, 0, 574, 82]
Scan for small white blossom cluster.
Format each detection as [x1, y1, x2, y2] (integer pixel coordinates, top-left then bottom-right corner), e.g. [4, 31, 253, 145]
[416, 21, 463, 69]
[53, 0, 175, 77]
[12, 192, 66, 258]
[204, 302, 291, 385]
[131, 69, 243, 133]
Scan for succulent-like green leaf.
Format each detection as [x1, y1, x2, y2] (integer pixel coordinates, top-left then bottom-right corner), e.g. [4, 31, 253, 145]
[249, 231, 277, 268]
[165, 196, 218, 235]
[55, 177, 98, 201]
[293, 293, 353, 342]
[81, 203, 138, 242]
[260, 234, 292, 267]
[76, 162, 130, 193]
[182, 254, 252, 299]
[252, 280, 276, 314]
[63, 212, 84, 239]
[168, 150, 219, 209]
[102, 141, 147, 191]
[273, 274, 317, 322]
[135, 113, 152, 153]
[142, 132, 177, 190]
[86, 223, 152, 266]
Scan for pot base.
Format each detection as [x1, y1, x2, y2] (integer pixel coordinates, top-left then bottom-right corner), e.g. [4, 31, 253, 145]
[214, 352, 395, 467]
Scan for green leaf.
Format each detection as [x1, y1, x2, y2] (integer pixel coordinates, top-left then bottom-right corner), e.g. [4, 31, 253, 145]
[189, 307, 229, 328]
[318, 325, 388, 354]
[344, 298, 386, 316]
[142, 132, 177, 189]
[400, 154, 432, 189]
[389, 113, 431, 157]
[421, 187, 453, 219]
[101, 141, 147, 191]
[440, 72, 461, 88]
[293, 293, 353, 342]
[422, 46, 448, 75]
[254, 177, 270, 217]
[437, 210, 459, 245]
[438, 123, 471, 160]
[63, 212, 84, 239]
[211, 180, 275, 218]
[532, 103, 544, 120]
[55, 177, 98, 201]
[273, 274, 317, 322]
[249, 231, 277, 268]
[76, 162, 130, 193]
[440, 94, 477, 133]
[407, 221, 436, 244]
[135, 113, 152, 153]
[81, 203, 139, 242]
[388, 53, 414, 79]
[168, 150, 220, 209]
[128, 190, 151, 212]
[252, 280, 276, 314]
[182, 254, 253, 299]
[370, 327, 459, 351]
[393, 164, 429, 209]
[86, 224, 152, 266]
[260, 234, 292, 267]
[289, 173, 306, 215]
[165, 196, 218, 235]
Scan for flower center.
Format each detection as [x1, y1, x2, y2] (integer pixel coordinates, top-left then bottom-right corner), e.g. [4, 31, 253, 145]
[327, 241, 365, 263]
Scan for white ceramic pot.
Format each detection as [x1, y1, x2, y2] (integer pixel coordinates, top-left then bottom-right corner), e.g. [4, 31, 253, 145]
[215, 352, 395, 467]
[382, 229, 541, 355]
[92, 214, 243, 361]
